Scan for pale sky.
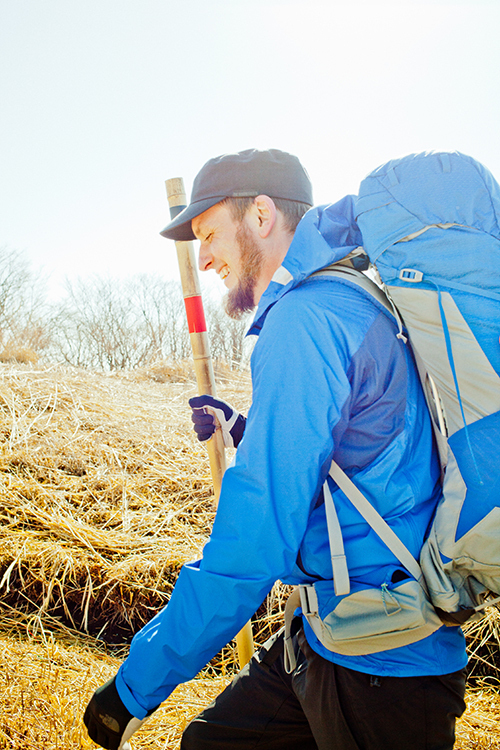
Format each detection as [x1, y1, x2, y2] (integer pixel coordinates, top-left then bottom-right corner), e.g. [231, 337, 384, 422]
[1, 0, 500, 299]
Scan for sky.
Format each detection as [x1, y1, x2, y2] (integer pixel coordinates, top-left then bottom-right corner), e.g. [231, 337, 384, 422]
[1, 0, 500, 300]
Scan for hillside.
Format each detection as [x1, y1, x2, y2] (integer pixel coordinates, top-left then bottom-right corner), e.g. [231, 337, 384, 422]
[0, 363, 498, 749]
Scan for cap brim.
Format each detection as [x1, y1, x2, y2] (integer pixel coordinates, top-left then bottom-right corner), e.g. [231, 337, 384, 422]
[160, 197, 224, 241]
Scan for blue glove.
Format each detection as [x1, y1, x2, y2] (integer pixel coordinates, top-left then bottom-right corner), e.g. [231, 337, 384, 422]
[83, 676, 156, 750]
[189, 395, 246, 449]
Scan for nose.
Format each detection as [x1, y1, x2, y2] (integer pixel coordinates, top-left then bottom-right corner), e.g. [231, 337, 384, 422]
[198, 242, 214, 273]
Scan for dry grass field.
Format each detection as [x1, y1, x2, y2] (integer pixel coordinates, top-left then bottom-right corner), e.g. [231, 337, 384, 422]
[0, 362, 498, 749]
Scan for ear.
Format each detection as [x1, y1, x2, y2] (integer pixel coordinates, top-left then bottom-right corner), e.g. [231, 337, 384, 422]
[249, 195, 277, 239]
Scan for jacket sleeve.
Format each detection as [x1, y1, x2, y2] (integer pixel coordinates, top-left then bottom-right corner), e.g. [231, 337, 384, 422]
[116, 285, 360, 717]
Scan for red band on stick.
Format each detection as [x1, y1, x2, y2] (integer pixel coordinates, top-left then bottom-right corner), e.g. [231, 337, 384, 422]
[184, 295, 207, 333]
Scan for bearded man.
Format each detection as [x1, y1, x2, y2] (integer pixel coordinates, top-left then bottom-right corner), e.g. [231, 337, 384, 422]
[84, 149, 467, 750]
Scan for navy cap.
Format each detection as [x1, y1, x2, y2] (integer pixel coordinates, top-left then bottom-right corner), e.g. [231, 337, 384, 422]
[160, 148, 313, 241]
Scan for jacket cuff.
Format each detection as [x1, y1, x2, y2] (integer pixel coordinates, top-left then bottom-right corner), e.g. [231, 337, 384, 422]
[115, 665, 175, 719]
[115, 667, 149, 718]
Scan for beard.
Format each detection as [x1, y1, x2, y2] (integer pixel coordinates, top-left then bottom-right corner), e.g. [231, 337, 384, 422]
[224, 222, 264, 320]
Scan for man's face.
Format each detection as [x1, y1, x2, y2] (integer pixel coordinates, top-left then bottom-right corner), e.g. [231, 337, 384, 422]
[192, 202, 264, 319]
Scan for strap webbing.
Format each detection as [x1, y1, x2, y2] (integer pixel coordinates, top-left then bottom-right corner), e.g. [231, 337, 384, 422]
[283, 588, 301, 673]
[310, 264, 426, 591]
[323, 479, 350, 596]
[328, 461, 424, 584]
[312, 265, 407, 341]
[421, 275, 500, 303]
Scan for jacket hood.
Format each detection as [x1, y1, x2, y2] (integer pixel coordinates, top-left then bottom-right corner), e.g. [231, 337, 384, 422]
[248, 194, 362, 334]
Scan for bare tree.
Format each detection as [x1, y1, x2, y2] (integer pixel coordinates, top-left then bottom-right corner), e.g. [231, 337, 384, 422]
[52, 277, 142, 369]
[131, 275, 190, 362]
[0, 246, 50, 360]
[31, 269, 253, 371]
[50, 275, 191, 369]
[204, 297, 250, 368]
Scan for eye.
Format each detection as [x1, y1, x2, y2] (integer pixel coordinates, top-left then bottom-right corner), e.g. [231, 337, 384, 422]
[204, 232, 214, 243]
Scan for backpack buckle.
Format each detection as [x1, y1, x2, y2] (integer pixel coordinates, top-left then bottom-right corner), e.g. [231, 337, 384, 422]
[399, 268, 423, 282]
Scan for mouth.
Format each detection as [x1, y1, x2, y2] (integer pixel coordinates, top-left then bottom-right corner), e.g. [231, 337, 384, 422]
[219, 266, 230, 281]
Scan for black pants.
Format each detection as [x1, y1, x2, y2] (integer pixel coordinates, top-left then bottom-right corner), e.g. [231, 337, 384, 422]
[181, 628, 466, 750]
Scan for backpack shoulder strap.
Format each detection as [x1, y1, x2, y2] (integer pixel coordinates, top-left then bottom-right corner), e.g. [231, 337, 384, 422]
[312, 263, 424, 584]
[311, 264, 407, 341]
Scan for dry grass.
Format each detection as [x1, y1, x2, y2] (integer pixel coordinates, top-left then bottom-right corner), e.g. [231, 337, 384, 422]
[0, 361, 497, 749]
[0, 361, 252, 748]
[463, 609, 500, 684]
[0, 623, 498, 750]
[0, 619, 230, 749]
[0, 362, 251, 643]
[456, 687, 500, 749]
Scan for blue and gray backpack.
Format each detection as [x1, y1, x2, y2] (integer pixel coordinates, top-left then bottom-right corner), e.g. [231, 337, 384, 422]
[356, 150, 500, 625]
[353, 151, 500, 630]
[285, 151, 500, 666]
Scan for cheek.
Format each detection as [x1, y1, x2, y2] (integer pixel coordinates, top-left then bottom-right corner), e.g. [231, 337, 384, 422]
[223, 265, 239, 289]
[223, 248, 242, 277]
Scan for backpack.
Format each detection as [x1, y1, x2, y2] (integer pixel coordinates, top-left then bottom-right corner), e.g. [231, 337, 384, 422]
[284, 151, 500, 669]
[356, 150, 500, 623]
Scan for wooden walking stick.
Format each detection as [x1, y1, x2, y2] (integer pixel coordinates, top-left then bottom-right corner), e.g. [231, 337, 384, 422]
[165, 177, 255, 668]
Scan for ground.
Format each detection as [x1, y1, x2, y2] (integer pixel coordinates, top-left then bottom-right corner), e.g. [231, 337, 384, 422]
[0, 363, 497, 749]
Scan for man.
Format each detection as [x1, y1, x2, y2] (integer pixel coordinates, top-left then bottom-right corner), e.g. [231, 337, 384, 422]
[84, 149, 467, 750]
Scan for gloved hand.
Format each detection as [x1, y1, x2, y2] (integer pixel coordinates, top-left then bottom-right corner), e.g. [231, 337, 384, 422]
[83, 676, 156, 750]
[189, 395, 246, 449]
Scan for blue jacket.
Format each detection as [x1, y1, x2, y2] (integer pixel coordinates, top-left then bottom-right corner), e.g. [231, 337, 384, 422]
[116, 197, 467, 718]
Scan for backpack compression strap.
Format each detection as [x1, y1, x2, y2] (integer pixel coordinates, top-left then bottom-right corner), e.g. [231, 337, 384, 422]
[284, 461, 426, 673]
[328, 461, 424, 585]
